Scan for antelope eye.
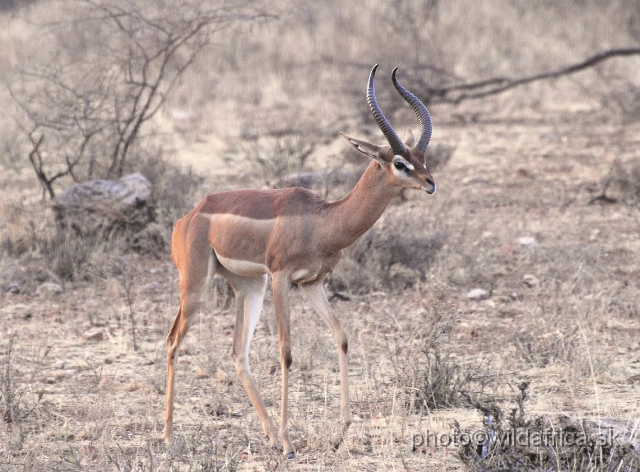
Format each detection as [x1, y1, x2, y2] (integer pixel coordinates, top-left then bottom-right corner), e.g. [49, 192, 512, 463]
[394, 161, 407, 171]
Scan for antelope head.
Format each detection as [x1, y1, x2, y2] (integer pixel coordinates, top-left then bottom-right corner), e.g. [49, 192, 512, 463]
[342, 64, 436, 195]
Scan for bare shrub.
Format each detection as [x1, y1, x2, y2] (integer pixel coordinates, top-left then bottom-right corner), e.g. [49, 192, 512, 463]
[8, 0, 272, 198]
[245, 135, 316, 189]
[37, 227, 95, 281]
[514, 330, 579, 368]
[1, 336, 50, 455]
[136, 153, 205, 227]
[0, 201, 39, 258]
[34, 222, 132, 282]
[411, 313, 468, 411]
[111, 257, 139, 351]
[3, 153, 200, 281]
[0, 127, 24, 172]
[329, 212, 445, 294]
[457, 383, 640, 471]
[389, 304, 483, 414]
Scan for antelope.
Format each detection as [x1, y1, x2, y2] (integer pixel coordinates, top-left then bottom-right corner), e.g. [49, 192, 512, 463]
[164, 65, 436, 457]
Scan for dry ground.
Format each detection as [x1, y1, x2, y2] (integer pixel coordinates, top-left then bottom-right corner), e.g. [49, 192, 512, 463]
[2, 101, 640, 470]
[2, 1, 640, 470]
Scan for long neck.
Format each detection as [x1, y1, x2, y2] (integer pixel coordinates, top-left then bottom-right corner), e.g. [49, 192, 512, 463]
[321, 161, 399, 252]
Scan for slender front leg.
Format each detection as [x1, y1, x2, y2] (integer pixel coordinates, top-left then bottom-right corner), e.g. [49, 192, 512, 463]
[299, 279, 352, 448]
[272, 272, 295, 458]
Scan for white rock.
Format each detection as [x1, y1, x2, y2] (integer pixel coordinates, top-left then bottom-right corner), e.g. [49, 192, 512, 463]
[54, 360, 65, 369]
[522, 274, 540, 288]
[466, 288, 489, 300]
[517, 236, 537, 247]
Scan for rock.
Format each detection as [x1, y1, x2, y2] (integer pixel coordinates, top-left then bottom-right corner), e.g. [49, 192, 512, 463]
[53, 173, 154, 237]
[54, 360, 66, 369]
[517, 236, 537, 247]
[522, 274, 540, 288]
[37, 282, 63, 295]
[82, 329, 105, 342]
[3, 281, 25, 294]
[466, 288, 489, 300]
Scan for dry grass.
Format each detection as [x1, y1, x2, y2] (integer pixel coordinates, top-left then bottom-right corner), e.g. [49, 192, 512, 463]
[1, 0, 640, 471]
[2, 115, 640, 470]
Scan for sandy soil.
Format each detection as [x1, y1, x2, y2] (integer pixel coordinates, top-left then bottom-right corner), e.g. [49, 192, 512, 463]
[2, 105, 640, 470]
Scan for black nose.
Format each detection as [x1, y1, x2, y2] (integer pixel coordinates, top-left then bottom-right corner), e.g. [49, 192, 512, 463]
[425, 177, 436, 194]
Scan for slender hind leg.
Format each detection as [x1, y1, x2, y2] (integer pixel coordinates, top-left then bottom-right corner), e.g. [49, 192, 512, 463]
[299, 279, 352, 448]
[230, 290, 245, 359]
[218, 268, 279, 448]
[164, 242, 215, 443]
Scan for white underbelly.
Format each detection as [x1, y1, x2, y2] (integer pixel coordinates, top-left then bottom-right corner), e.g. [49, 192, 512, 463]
[215, 250, 269, 277]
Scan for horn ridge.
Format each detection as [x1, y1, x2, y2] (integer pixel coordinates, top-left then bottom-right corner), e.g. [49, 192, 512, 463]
[392, 68, 433, 152]
[366, 64, 407, 156]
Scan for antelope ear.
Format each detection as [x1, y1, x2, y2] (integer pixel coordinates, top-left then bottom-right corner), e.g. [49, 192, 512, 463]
[403, 128, 416, 147]
[341, 133, 387, 164]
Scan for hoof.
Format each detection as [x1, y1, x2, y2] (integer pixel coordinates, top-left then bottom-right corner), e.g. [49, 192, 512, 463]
[331, 432, 345, 451]
[285, 451, 295, 460]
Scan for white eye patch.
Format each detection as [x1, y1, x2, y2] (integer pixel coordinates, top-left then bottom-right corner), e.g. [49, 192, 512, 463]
[392, 156, 414, 171]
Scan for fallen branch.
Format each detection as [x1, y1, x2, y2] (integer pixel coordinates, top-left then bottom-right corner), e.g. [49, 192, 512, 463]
[420, 48, 640, 105]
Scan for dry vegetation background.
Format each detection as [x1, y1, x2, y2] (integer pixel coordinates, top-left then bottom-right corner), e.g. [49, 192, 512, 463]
[1, 0, 640, 470]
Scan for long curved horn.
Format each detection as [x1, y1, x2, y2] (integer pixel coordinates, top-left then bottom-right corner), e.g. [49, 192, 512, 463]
[392, 68, 432, 152]
[367, 64, 407, 156]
